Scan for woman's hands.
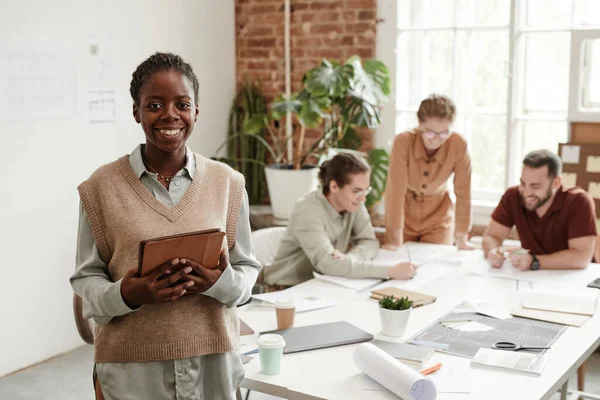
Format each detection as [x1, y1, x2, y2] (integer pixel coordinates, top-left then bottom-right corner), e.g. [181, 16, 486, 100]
[179, 251, 229, 294]
[120, 258, 195, 309]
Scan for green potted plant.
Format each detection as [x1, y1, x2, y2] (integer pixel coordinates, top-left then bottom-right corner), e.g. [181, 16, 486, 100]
[379, 295, 413, 337]
[212, 80, 269, 205]
[214, 56, 391, 219]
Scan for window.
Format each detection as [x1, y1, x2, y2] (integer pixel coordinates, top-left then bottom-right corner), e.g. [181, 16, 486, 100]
[392, 0, 600, 204]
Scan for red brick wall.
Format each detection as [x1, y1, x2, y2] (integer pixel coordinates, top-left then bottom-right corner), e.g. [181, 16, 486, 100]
[235, 0, 378, 107]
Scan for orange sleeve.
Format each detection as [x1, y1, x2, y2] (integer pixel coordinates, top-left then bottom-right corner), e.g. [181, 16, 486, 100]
[453, 136, 472, 236]
[384, 133, 409, 232]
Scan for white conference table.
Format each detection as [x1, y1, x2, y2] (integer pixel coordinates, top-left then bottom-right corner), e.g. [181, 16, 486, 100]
[238, 243, 600, 400]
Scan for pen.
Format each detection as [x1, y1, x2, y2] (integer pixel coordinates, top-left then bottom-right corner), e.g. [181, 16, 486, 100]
[406, 242, 412, 263]
[504, 249, 528, 257]
[419, 362, 442, 376]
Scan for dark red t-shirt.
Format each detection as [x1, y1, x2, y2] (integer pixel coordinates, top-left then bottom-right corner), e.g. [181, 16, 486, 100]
[491, 186, 597, 255]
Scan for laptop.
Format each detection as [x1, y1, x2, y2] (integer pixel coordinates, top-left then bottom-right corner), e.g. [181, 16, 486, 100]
[260, 321, 373, 354]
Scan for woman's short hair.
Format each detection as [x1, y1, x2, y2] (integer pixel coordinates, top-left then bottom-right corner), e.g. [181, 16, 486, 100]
[416, 94, 456, 123]
[130, 52, 200, 105]
[319, 153, 370, 195]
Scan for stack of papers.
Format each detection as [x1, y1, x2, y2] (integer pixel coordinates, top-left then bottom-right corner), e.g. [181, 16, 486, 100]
[521, 290, 598, 316]
[469, 254, 600, 285]
[251, 290, 338, 313]
[510, 289, 598, 327]
[312, 272, 382, 291]
[471, 348, 547, 375]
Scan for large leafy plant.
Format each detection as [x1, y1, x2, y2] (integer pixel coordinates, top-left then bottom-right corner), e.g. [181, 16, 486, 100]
[212, 80, 268, 204]
[214, 56, 392, 206]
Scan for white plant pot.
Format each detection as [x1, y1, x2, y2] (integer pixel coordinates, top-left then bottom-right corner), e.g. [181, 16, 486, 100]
[265, 165, 319, 220]
[379, 307, 412, 337]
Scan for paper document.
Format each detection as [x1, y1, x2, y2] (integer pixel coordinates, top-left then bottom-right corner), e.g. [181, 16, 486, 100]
[371, 248, 410, 267]
[373, 245, 463, 268]
[354, 343, 436, 399]
[562, 173, 577, 188]
[471, 348, 546, 375]
[312, 272, 382, 292]
[251, 290, 338, 313]
[561, 145, 580, 164]
[469, 253, 599, 285]
[521, 289, 598, 316]
[589, 182, 600, 199]
[587, 156, 600, 173]
[372, 262, 457, 292]
[427, 356, 471, 394]
[453, 301, 513, 320]
[511, 306, 590, 327]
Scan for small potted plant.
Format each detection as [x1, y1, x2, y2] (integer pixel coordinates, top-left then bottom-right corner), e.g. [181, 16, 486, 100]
[379, 295, 413, 337]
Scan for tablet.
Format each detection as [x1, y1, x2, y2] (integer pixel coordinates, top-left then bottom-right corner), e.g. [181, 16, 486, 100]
[138, 228, 225, 277]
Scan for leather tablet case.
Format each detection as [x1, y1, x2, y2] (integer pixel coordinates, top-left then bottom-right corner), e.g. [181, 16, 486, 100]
[138, 228, 226, 276]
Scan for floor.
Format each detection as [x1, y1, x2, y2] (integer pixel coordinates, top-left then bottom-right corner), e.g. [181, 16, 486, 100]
[0, 345, 598, 399]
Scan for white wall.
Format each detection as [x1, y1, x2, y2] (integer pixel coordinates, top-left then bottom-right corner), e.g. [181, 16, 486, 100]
[0, 0, 235, 377]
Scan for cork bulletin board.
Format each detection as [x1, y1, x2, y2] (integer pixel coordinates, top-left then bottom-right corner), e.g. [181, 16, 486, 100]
[558, 143, 600, 227]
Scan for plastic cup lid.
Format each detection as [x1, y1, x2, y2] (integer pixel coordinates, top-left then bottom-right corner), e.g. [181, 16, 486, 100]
[275, 298, 295, 309]
[257, 334, 286, 349]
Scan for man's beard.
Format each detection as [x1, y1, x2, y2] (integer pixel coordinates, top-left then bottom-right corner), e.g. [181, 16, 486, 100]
[522, 187, 553, 211]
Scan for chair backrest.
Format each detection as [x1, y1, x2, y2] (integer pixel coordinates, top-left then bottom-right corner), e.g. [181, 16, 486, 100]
[252, 227, 287, 267]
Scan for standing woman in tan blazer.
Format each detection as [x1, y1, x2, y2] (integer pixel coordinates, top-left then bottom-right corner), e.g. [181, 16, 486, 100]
[384, 94, 473, 250]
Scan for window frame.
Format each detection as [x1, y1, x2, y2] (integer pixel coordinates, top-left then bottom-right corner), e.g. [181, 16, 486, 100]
[377, 0, 600, 224]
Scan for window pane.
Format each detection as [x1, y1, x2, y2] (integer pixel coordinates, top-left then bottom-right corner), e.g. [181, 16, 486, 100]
[456, 0, 510, 26]
[525, 0, 573, 29]
[523, 33, 570, 113]
[396, 31, 454, 109]
[574, 0, 600, 26]
[584, 39, 600, 105]
[468, 115, 507, 191]
[521, 121, 569, 157]
[395, 112, 419, 135]
[466, 31, 510, 111]
[397, 0, 454, 28]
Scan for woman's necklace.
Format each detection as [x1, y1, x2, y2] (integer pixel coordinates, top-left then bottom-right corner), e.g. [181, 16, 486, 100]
[143, 158, 182, 183]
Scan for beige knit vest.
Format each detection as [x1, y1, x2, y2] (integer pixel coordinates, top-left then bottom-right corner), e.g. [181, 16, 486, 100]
[78, 153, 245, 363]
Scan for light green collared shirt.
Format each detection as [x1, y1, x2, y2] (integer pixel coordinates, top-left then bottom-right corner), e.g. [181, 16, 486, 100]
[264, 189, 386, 286]
[70, 144, 261, 400]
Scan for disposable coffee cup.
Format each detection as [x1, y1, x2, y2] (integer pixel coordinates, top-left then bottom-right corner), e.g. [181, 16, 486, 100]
[275, 299, 296, 329]
[257, 334, 286, 375]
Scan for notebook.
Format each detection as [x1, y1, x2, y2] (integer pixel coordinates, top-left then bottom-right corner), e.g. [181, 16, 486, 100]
[260, 321, 373, 354]
[240, 319, 254, 336]
[511, 306, 590, 327]
[138, 228, 225, 276]
[370, 287, 436, 308]
[470, 348, 547, 376]
[370, 340, 435, 368]
[521, 290, 597, 316]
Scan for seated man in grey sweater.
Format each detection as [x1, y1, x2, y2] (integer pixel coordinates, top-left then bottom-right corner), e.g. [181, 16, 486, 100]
[263, 153, 417, 289]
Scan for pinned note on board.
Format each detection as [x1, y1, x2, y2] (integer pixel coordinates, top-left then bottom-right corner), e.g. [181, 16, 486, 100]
[588, 182, 600, 199]
[561, 145, 580, 164]
[562, 173, 577, 188]
[587, 156, 600, 173]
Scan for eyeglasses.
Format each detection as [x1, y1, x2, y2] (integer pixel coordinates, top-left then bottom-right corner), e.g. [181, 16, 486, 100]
[422, 130, 450, 140]
[352, 186, 372, 198]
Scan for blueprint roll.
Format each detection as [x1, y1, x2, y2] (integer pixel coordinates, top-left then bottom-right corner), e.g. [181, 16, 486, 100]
[353, 343, 436, 400]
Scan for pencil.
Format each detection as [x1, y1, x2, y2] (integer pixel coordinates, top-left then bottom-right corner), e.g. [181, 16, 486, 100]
[419, 362, 442, 376]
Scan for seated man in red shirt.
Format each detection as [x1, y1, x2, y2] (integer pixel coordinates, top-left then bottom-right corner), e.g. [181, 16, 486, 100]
[483, 149, 597, 270]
